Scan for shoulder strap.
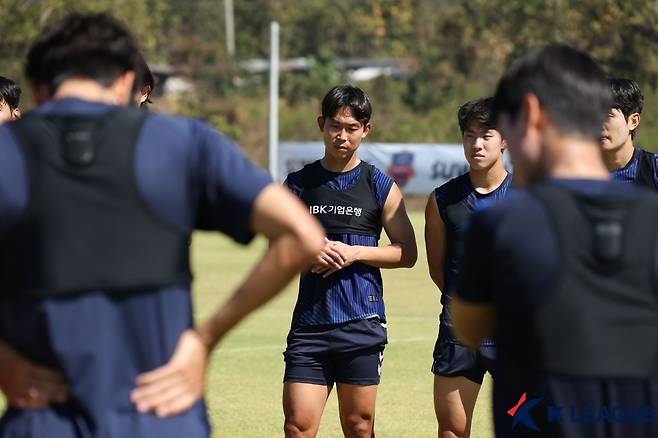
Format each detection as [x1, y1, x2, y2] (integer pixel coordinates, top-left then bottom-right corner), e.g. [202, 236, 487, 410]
[635, 149, 657, 190]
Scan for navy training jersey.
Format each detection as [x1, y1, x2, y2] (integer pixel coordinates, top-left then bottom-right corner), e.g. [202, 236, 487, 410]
[457, 179, 658, 438]
[285, 160, 394, 327]
[434, 172, 512, 310]
[610, 147, 658, 189]
[0, 98, 272, 437]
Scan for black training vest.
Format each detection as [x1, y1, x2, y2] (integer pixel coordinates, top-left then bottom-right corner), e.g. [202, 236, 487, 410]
[635, 148, 658, 190]
[500, 184, 658, 378]
[0, 109, 191, 301]
[299, 161, 382, 238]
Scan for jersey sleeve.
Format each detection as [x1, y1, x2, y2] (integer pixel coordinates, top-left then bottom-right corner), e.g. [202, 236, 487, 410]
[192, 120, 272, 244]
[372, 167, 394, 209]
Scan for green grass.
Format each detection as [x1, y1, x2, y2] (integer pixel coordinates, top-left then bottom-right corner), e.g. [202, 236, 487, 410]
[0, 212, 493, 437]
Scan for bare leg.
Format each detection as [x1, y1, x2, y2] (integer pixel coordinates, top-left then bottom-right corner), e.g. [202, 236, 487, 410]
[434, 375, 481, 438]
[336, 383, 378, 438]
[283, 382, 332, 438]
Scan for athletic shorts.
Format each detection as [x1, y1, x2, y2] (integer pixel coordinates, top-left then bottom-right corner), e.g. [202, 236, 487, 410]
[431, 323, 495, 384]
[283, 318, 387, 386]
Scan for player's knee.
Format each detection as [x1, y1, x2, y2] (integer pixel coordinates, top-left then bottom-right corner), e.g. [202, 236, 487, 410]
[438, 429, 464, 438]
[342, 413, 374, 438]
[283, 417, 314, 438]
[437, 414, 468, 438]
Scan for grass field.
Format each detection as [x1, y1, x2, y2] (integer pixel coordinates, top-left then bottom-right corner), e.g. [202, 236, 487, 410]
[0, 212, 493, 437]
[193, 211, 494, 437]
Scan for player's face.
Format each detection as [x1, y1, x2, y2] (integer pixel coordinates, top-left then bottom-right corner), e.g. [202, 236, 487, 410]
[601, 108, 634, 151]
[462, 122, 505, 171]
[0, 100, 19, 125]
[318, 106, 371, 161]
[498, 111, 541, 187]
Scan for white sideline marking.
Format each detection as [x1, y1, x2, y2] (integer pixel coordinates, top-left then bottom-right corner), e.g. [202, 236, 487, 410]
[218, 336, 433, 354]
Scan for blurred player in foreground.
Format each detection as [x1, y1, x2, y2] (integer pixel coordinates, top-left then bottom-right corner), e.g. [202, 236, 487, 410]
[453, 44, 658, 437]
[0, 12, 323, 438]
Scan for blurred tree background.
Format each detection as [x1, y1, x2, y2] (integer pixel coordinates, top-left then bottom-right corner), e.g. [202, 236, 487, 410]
[1, 0, 657, 164]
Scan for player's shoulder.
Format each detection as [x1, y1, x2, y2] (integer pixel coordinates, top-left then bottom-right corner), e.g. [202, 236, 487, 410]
[365, 161, 394, 188]
[434, 173, 470, 205]
[285, 160, 321, 191]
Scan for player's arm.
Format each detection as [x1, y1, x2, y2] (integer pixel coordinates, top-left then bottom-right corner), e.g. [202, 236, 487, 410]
[314, 183, 417, 277]
[424, 192, 446, 292]
[450, 209, 496, 349]
[450, 298, 494, 349]
[131, 184, 324, 417]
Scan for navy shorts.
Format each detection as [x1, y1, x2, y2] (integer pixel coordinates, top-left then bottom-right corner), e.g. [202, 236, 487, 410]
[283, 318, 387, 386]
[431, 323, 495, 384]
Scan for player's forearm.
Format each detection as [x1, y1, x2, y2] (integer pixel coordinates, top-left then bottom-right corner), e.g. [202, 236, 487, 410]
[195, 233, 312, 351]
[353, 242, 417, 269]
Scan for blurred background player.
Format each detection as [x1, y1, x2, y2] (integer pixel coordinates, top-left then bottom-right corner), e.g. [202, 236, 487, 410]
[0, 12, 323, 438]
[282, 85, 417, 438]
[0, 76, 21, 124]
[425, 97, 510, 438]
[601, 78, 658, 189]
[453, 44, 658, 437]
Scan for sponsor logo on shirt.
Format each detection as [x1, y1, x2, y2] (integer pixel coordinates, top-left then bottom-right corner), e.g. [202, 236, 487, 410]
[309, 205, 362, 216]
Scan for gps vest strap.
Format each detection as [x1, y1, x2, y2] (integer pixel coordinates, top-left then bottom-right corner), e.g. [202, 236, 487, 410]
[635, 149, 658, 190]
[0, 109, 191, 301]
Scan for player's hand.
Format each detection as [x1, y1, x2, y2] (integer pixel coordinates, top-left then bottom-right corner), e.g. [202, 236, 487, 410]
[310, 238, 346, 275]
[131, 329, 208, 418]
[0, 341, 69, 409]
[313, 239, 359, 278]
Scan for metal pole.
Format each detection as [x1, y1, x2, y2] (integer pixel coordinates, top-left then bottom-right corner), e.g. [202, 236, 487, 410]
[224, 0, 235, 59]
[268, 21, 280, 180]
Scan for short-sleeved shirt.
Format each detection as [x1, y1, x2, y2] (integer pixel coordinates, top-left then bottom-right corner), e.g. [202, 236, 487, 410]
[610, 147, 658, 187]
[285, 160, 393, 327]
[457, 178, 658, 437]
[0, 98, 272, 437]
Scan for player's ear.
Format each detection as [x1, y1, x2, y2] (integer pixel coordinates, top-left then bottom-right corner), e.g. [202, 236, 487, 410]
[522, 93, 544, 132]
[361, 122, 372, 139]
[628, 112, 640, 132]
[11, 107, 21, 120]
[317, 116, 325, 132]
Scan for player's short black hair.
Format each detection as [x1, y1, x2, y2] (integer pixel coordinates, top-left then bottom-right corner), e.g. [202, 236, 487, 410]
[458, 97, 496, 135]
[0, 76, 21, 110]
[608, 78, 643, 139]
[25, 13, 141, 93]
[321, 85, 372, 126]
[493, 43, 612, 141]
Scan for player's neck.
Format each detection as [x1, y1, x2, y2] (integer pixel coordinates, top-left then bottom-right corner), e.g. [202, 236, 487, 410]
[601, 138, 635, 171]
[550, 138, 610, 180]
[52, 79, 129, 106]
[321, 154, 361, 173]
[469, 163, 508, 194]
